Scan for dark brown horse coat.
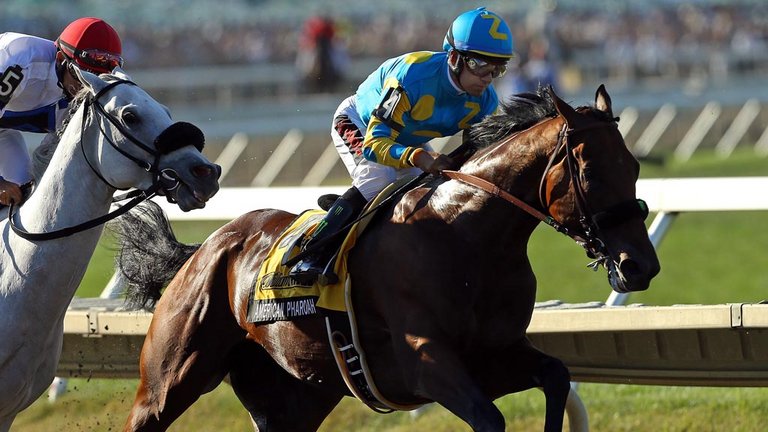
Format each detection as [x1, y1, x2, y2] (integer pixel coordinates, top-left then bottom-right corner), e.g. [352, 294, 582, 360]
[119, 86, 659, 432]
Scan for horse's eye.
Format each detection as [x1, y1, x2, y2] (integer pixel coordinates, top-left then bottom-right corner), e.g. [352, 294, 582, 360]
[581, 168, 598, 185]
[123, 110, 139, 126]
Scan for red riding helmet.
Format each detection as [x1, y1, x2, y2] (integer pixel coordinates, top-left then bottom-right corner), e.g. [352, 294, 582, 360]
[55, 17, 123, 74]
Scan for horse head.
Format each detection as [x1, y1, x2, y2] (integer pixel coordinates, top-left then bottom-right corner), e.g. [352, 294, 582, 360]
[73, 67, 221, 211]
[0, 66, 223, 432]
[540, 85, 660, 292]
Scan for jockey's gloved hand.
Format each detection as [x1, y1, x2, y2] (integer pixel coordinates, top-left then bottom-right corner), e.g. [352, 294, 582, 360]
[0, 177, 23, 206]
[411, 150, 454, 176]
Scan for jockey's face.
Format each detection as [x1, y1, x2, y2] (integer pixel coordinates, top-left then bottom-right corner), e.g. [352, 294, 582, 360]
[60, 64, 83, 98]
[448, 51, 506, 97]
[458, 61, 494, 97]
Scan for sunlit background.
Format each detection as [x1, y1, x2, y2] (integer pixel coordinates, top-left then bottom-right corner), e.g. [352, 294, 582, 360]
[5, 2, 768, 430]
[6, 0, 768, 187]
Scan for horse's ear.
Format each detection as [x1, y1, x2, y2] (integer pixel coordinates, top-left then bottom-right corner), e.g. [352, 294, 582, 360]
[71, 66, 107, 96]
[594, 84, 613, 117]
[112, 66, 132, 81]
[547, 85, 578, 124]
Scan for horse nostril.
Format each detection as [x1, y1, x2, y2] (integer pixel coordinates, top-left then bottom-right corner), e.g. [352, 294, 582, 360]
[619, 258, 641, 277]
[191, 165, 214, 178]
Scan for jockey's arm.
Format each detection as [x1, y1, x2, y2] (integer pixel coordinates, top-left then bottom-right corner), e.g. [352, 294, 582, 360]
[361, 116, 415, 168]
[362, 118, 451, 175]
[362, 85, 452, 175]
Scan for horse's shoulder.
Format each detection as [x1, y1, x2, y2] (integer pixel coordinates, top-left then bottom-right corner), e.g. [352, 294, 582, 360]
[388, 183, 450, 223]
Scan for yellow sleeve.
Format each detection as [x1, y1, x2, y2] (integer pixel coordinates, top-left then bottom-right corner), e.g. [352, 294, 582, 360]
[362, 84, 419, 169]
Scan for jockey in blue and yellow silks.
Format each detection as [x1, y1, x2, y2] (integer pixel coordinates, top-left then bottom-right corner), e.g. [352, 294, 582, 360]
[289, 7, 514, 284]
[354, 50, 498, 169]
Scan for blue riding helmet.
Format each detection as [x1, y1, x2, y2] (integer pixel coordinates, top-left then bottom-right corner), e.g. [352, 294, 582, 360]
[443, 7, 514, 61]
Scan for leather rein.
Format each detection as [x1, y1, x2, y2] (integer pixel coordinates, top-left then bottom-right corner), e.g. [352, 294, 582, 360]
[443, 115, 648, 268]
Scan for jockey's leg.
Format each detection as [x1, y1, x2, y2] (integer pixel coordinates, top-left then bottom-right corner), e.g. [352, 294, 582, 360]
[289, 185, 366, 285]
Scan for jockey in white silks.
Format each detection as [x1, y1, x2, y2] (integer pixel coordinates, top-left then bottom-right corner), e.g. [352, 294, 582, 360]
[0, 17, 123, 206]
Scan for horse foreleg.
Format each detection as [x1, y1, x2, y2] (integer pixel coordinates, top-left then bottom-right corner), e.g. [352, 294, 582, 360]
[0, 416, 13, 432]
[394, 337, 506, 432]
[228, 341, 342, 432]
[539, 356, 571, 432]
[472, 338, 571, 432]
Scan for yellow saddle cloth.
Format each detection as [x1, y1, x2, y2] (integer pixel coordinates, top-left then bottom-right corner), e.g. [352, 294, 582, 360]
[246, 176, 416, 323]
[246, 209, 353, 322]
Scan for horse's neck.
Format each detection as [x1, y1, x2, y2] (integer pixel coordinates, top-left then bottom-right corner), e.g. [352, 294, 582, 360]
[5, 113, 114, 299]
[444, 121, 561, 246]
[23, 121, 114, 231]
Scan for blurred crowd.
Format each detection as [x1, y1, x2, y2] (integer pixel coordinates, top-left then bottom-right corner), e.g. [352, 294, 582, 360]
[4, 2, 767, 91]
[553, 4, 767, 80]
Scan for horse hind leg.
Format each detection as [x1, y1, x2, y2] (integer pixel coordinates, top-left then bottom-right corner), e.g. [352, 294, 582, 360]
[124, 307, 240, 432]
[228, 341, 342, 432]
[124, 249, 244, 431]
[125, 359, 229, 432]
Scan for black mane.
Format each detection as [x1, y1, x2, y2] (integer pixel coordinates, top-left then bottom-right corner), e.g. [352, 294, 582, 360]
[468, 86, 557, 149]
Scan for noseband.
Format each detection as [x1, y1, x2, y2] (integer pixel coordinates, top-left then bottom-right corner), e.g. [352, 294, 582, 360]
[9, 78, 205, 241]
[443, 114, 648, 268]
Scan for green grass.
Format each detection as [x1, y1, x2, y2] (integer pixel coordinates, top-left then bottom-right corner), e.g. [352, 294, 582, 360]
[12, 382, 768, 431]
[12, 147, 768, 431]
[639, 148, 768, 178]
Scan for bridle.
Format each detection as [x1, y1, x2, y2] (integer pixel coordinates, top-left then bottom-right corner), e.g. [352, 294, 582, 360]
[443, 113, 648, 269]
[539, 117, 649, 267]
[8, 78, 205, 241]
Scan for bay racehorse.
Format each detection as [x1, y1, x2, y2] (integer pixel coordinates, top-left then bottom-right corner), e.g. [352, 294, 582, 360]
[0, 67, 220, 432]
[117, 85, 659, 431]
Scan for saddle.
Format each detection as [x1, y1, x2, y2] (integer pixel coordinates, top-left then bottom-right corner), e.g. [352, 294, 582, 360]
[246, 176, 428, 412]
[246, 209, 347, 322]
[246, 176, 418, 323]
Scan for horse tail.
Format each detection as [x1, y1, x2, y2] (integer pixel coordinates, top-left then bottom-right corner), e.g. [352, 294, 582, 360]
[109, 200, 200, 310]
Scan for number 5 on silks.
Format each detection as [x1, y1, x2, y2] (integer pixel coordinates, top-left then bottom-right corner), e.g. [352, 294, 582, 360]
[0, 65, 24, 107]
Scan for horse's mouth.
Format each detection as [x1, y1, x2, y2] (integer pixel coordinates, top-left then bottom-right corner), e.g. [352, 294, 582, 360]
[177, 188, 210, 211]
[607, 259, 652, 294]
[193, 191, 207, 205]
[167, 181, 218, 212]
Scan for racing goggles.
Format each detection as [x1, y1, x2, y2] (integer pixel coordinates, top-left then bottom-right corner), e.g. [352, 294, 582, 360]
[463, 56, 507, 79]
[58, 40, 124, 73]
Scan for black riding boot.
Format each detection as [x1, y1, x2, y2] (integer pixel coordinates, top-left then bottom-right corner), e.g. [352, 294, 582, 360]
[289, 186, 366, 284]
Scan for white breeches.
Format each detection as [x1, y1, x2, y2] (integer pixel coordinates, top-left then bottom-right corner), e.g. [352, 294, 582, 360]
[331, 96, 428, 201]
[0, 129, 32, 183]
